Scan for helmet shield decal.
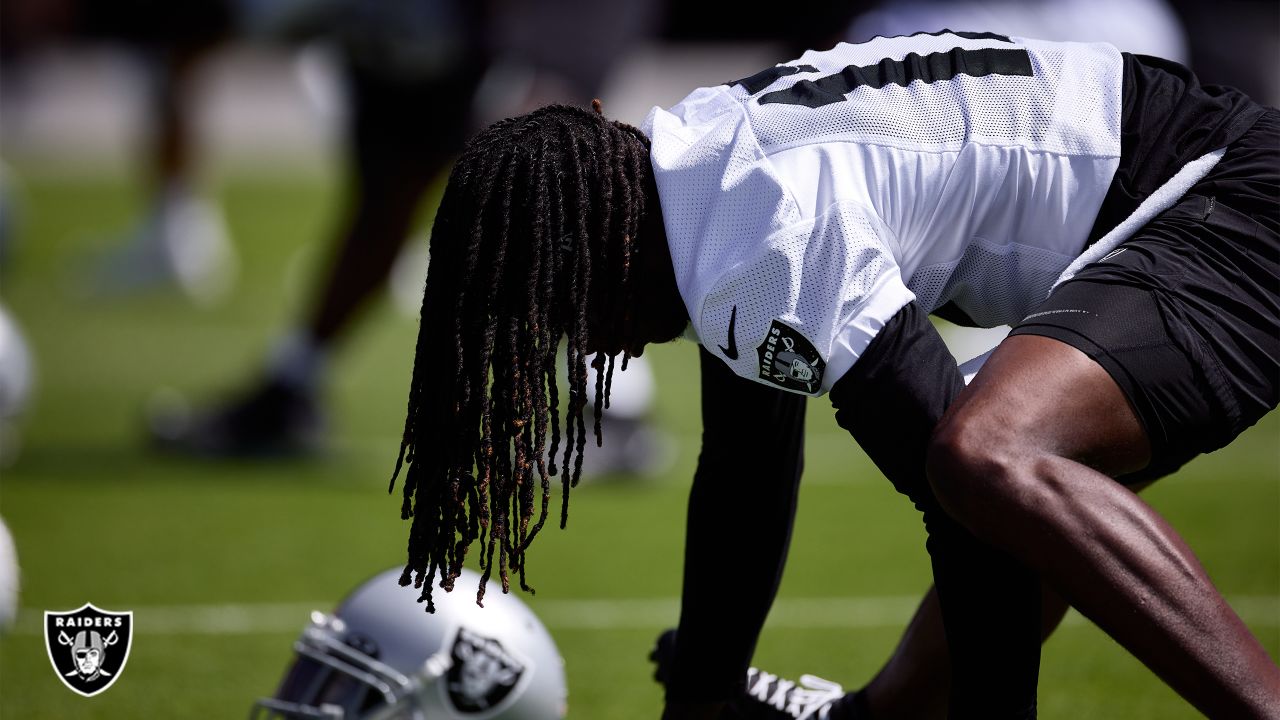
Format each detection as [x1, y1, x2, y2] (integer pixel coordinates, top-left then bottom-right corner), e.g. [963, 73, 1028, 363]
[44, 603, 133, 697]
[443, 627, 529, 715]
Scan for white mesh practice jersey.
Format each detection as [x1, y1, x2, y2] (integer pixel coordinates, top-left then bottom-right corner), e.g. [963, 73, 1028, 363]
[641, 31, 1124, 396]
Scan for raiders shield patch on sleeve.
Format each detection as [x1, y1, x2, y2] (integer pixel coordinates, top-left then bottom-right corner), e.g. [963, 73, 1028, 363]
[756, 319, 825, 395]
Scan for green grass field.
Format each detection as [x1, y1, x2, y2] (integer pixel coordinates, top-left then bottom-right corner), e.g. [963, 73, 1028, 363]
[1, 171, 1276, 719]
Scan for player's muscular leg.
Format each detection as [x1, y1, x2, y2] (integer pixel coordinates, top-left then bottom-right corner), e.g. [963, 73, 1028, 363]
[863, 582, 1071, 720]
[868, 482, 1162, 720]
[926, 334, 1280, 718]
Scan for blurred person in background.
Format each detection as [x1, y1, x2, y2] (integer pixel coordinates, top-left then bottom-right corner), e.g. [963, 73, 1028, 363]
[0, 0, 863, 470]
[0, 0, 240, 304]
[145, 0, 494, 457]
[141, 0, 866, 472]
[117, 0, 672, 474]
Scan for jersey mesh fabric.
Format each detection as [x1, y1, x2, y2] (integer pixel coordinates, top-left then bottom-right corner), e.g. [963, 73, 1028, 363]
[644, 32, 1125, 394]
[734, 33, 1120, 156]
[702, 201, 913, 393]
[914, 236, 1079, 327]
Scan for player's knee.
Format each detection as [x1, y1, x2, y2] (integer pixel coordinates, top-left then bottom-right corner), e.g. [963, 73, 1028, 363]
[926, 413, 1034, 533]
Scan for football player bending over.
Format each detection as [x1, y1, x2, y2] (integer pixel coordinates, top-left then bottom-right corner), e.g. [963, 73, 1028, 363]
[387, 31, 1280, 720]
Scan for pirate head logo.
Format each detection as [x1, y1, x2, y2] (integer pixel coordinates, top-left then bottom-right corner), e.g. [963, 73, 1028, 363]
[44, 603, 133, 697]
[756, 319, 825, 395]
[443, 627, 528, 715]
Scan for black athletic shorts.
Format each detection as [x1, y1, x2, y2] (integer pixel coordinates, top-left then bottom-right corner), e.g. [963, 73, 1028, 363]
[1010, 107, 1279, 482]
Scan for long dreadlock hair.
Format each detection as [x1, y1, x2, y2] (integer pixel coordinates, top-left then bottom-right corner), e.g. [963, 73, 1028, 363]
[388, 101, 655, 611]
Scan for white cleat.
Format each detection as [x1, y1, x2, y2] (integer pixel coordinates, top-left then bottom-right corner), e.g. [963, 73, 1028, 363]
[90, 186, 237, 306]
[741, 667, 845, 720]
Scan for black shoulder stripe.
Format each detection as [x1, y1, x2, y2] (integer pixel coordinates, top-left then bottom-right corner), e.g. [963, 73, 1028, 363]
[759, 47, 1033, 109]
[724, 64, 819, 94]
[950, 30, 1014, 42]
[855, 28, 1014, 44]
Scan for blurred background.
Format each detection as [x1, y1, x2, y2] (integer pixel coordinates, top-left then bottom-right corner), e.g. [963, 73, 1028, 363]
[0, 0, 1276, 717]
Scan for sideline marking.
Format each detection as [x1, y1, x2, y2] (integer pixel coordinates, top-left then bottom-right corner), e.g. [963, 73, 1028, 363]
[14, 595, 1278, 635]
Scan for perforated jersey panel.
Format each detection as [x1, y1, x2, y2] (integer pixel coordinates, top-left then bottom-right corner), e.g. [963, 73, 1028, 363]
[911, 237, 1078, 326]
[645, 87, 793, 321]
[700, 201, 912, 392]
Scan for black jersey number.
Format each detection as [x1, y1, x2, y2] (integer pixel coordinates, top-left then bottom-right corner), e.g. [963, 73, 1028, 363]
[728, 32, 1033, 109]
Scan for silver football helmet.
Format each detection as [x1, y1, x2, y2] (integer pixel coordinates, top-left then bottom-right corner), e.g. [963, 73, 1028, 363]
[251, 568, 567, 720]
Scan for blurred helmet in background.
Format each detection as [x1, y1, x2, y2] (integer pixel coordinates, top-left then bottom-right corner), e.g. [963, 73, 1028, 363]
[0, 516, 19, 630]
[252, 567, 567, 720]
[0, 303, 33, 420]
[0, 302, 35, 467]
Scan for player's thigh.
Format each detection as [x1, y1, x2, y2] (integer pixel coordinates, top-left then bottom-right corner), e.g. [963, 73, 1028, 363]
[940, 332, 1152, 477]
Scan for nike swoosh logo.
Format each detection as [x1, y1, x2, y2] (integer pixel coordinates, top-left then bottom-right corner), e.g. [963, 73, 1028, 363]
[719, 305, 739, 360]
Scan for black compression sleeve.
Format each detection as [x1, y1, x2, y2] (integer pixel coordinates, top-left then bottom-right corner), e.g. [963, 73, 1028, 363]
[830, 303, 1041, 720]
[665, 346, 807, 703]
[828, 302, 966, 500]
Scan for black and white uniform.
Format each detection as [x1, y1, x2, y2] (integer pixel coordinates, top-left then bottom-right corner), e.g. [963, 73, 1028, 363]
[647, 32, 1128, 394]
[644, 31, 1276, 713]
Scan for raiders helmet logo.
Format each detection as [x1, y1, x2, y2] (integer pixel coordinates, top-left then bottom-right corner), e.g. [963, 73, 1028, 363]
[443, 627, 529, 715]
[44, 603, 133, 697]
[756, 319, 825, 395]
